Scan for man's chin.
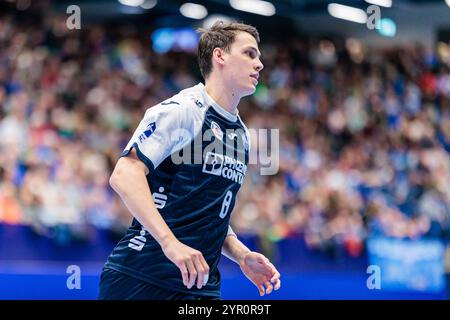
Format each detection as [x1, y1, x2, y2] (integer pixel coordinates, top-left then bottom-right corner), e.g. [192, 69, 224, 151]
[241, 85, 257, 97]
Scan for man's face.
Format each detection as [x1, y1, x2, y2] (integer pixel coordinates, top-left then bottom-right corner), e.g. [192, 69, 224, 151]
[221, 31, 264, 97]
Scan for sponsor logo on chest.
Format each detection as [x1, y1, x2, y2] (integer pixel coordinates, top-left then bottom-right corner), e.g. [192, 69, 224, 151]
[202, 152, 247, 185]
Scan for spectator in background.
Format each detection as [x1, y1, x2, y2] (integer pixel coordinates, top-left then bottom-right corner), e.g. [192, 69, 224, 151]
[0, 11, 449, 258]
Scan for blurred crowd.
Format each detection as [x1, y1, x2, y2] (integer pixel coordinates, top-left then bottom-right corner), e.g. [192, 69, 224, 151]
[1, 11, 450, 256]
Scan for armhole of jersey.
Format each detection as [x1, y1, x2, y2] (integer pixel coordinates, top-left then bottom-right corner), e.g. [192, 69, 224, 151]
[120, 142, 156, 174]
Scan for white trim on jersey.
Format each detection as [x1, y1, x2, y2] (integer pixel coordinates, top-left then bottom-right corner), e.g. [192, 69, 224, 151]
[227, 225, 237, 238]
[200, 83, 238, 123]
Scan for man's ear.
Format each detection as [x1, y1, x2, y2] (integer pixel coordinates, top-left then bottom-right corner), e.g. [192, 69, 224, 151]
[212, 47, 226, 67]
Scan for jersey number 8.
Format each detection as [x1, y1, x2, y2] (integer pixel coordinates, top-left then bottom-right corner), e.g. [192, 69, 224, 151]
[219, 191, 233, 219]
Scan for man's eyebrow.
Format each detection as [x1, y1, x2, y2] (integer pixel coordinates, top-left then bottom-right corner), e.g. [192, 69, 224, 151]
[245, 46, 261, 58]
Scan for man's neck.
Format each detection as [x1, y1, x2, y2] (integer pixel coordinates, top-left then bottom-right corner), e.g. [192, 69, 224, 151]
[204, 76, 240, 115]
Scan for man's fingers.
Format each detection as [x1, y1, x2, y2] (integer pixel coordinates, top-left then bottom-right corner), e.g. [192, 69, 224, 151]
[193, 256, 205, 289]
[264, 279, 273, 294]
[185, 259, 197, 289]
[179, 263, 189, 287]
[196, 271, 204, 289]
[269, 267, 281, 291]
[273, 278, 281, 290]
[264, 261, 280, 293]
[267, 262, 278, 273]
[198, 256, 210, 288]
[200, 255, 210, 276]
[268, 263, 281, 281]
[270, 269, 280, 282]
[257, 284, 265, 296]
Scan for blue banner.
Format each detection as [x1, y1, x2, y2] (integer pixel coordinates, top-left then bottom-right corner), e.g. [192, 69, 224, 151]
[367, 237, 446, 292]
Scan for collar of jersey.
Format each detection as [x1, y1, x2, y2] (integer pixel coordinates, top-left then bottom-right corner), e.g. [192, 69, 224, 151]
[198, 83, 238, 123]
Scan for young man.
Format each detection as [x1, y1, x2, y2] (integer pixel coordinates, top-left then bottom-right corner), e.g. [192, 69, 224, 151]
[99, 21, 281, 300]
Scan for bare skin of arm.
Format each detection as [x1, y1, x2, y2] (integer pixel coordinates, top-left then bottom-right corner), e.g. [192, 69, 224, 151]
[109, 148, 209, 289]
[222, 233, 281, 296]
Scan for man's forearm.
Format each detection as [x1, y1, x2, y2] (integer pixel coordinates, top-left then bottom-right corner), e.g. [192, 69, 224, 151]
[110, 159, 176, 248]
[221, 228, 251, 265]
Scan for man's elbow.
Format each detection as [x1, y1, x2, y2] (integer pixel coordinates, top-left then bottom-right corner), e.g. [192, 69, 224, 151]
[109, 167, 124, 193]
[109, 151, 148, 193]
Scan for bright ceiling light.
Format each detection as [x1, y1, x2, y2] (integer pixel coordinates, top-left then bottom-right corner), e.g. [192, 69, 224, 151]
[229, 0, 276, 16]
[364, 0, 392, 8]
[118, 0, 145, 7]
[180, 3, 208, 20]
[377, 18, 397, 37]
[328, 3, 367, 24]
[140, 0, 157, 9]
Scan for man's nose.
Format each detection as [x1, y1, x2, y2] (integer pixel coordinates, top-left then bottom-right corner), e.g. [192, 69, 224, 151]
[255, 60, 264, 72]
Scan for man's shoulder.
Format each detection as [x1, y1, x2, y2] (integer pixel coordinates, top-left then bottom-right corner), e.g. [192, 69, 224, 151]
[149, 83, 207, 115]
[139, 83, 208, 133]
[176, 82, 209, 110]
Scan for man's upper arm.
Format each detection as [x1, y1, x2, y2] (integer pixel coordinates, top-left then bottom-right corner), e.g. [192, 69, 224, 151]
[115, 148, 149, 176]
[121, 99, 195, 173]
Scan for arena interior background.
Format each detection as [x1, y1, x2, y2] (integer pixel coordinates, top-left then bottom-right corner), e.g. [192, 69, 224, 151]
[1, 0, 450, 299]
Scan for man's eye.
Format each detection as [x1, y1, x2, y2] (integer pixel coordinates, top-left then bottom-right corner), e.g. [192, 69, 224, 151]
[246, 51, 255, 58]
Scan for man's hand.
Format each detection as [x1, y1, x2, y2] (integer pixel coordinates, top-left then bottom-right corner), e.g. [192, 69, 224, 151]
[161, 238, 210, 290]
[239, 252, 281, 296]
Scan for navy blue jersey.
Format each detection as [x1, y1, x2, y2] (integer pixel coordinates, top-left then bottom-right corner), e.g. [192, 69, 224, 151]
[104, 83, 251, 298]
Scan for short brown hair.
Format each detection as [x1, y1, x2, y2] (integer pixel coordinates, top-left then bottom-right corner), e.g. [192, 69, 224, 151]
[197, 21, 260, 79]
